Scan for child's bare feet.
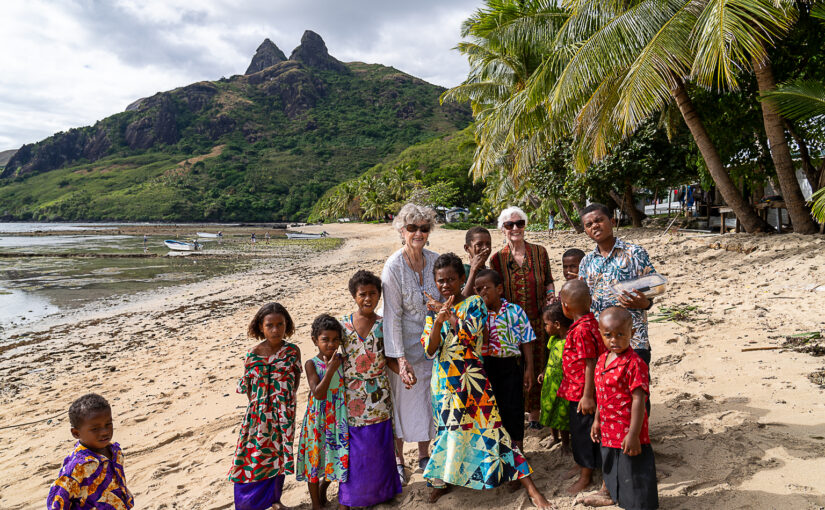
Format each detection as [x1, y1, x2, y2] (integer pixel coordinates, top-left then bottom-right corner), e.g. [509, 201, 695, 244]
[564, 465, 579, 479]
[271, 503, 290, 510]
[521, 476, 555, 509]
[566, 469, 593, 495]
[427, 486, 450, 503]
[529, 493, 556, 510]
[578, 485, 613, 507]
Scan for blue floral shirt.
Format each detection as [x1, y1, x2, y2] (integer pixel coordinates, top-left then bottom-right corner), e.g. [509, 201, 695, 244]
[483, 299, 536, 357]
[578, 238, 657, 350]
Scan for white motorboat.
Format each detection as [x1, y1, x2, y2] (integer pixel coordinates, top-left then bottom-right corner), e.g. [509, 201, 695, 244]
[197, 232, 221, 238]
[164, 240, 201, 251]
[285, 231, 328, 240]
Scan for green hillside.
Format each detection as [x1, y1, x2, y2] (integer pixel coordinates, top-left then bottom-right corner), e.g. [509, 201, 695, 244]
[0, 32, 471, 221]
[311, 124, 482, 221]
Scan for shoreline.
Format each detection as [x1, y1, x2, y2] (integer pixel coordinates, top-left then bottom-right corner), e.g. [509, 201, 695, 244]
[0, 223, 824, 509]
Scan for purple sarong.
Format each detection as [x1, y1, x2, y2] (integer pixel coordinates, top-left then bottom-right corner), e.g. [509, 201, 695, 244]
[338, 420, 402, 506]
[234, 475, 285, 510]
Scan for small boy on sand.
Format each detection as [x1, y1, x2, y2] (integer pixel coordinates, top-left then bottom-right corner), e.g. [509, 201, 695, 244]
[584, 307, 658, 509]
[47, 393, 134, 509]
[473, 268, 536, 453]
[557, 279, 605, 495]
[462, 226, 492, 297]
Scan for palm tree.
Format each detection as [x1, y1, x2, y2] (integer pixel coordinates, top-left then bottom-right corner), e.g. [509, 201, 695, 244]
[526, 0, 773, 232]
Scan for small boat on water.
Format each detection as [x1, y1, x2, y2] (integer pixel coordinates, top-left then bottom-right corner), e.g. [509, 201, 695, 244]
[197, 232, 222, 238]
[164, 240, 201, 251]
[286, 231, 328, 240]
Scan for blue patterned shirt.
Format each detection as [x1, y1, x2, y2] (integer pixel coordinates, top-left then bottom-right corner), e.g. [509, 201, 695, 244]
[578, 238, 656, 350]
[483, 298, 536, 357]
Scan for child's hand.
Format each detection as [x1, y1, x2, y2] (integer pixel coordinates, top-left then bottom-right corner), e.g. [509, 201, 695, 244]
[578, 395, 596, 415]
[435, 295, 456, 326]
[590, 419, 601, 443]
[327, 352, 344, 370]
[423, 291, 443, 313]
[537, 373, 544, 385]
[470, 248, 491, 270]
[621, 433, 642, 456]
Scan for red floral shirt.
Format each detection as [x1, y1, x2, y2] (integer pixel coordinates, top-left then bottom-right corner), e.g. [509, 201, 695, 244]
[594, 349, 650, 449]
[557, 313, 603, 402]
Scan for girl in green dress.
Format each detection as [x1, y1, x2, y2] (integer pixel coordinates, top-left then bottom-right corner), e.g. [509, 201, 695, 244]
[538, 302, 572, 450]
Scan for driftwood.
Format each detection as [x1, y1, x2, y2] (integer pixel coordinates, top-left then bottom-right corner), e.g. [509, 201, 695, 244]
[741, 346, 782, 352]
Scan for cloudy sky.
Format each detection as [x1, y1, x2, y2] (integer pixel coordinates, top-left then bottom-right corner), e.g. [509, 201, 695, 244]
[0, 0, 479, 151]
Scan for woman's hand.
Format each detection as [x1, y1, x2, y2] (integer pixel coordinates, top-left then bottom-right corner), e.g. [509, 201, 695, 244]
[398, 357, 417, 389]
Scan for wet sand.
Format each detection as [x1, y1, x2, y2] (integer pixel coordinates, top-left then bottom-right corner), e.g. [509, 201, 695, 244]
[0, 223, 824, 509]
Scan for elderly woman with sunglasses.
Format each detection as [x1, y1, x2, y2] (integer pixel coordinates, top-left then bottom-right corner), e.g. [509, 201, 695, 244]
[489, 206, 556, 429]
[381, 203, 440, 483]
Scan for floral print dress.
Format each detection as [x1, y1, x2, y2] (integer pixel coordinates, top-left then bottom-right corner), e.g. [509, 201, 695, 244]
[340, 314, 393, 426]
[229, 343, 302, 483]
[420, 295, 532, 489]
[295, 356, 350, 482]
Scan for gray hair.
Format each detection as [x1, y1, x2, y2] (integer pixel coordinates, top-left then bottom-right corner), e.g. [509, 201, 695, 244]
[497, 206, 528, 229]
[393, 203, 437, 233]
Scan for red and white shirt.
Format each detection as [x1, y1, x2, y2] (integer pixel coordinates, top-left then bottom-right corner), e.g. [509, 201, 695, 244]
[594, 349, 650, 449]
[557, 313, 604, 402]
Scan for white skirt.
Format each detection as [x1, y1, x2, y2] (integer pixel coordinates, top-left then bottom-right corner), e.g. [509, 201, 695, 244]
[388, 356, 435, 443]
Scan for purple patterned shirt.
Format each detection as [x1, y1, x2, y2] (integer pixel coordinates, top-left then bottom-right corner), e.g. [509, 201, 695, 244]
[47, 441, 134, 510]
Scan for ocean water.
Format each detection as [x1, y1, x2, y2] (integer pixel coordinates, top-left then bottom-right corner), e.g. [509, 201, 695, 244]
[0, 229, 245, 332]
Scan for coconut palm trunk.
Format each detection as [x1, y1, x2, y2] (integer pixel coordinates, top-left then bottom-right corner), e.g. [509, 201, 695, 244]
[670, 78, 771, 232]
[753, 59, 818, 234]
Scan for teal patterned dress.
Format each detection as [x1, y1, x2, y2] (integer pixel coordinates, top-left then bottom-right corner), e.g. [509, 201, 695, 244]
[295, 356, 350, 483]
[419, 295, 532, 489]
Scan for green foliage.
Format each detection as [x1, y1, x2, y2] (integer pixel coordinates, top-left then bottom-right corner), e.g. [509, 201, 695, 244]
[310, 126, 483, 221]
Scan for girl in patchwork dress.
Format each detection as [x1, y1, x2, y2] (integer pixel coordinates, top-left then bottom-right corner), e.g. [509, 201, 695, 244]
[338, 270, 402, 507]
[420, 253, 553, 509]
[230, 303, 302, 510]
[295, 314, 349, 510]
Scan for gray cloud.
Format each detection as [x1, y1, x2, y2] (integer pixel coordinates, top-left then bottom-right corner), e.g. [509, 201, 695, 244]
[0, 0, 479, 151]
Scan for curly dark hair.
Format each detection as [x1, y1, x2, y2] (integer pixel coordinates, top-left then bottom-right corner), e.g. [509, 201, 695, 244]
[68, 393, 111, 429]
[248, 302, 295, 339]
[433, 252, 465, 278]
[311, 313, 344, 341]
[562, 248, 586, 261]
[542, 302, 572, 328]
[581, 203, 612, 219]
[464, 226, 491, 245]
[475, 268, 503, 286]
[348, 270, 382, 298]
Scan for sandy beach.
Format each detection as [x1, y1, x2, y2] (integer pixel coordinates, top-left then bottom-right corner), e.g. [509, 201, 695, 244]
[1, 223, 824, 509]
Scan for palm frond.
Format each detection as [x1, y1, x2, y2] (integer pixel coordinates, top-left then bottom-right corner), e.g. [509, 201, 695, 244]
[811, 186, 825, 222]
[691, 0, 797, 90]
[760, 79, 825, 121]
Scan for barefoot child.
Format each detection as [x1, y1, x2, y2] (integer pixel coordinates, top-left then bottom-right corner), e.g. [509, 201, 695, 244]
[338, 270, 402, 507]
[296, 314, 349, 510]
[557, 279, 605, 495]
[230, 303, 302, 510]
[421, 253, 552, 509]
[47, 394, 134, 509]
[562, 248, 585, 281]
[585, 307, 658, 509]
[538, 302, 572, 451]
[462, 226, 492, 297]
[473, 268, 536, 452]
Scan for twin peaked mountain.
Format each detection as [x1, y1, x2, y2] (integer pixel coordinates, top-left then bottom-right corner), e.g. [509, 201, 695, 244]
[0, 31, 470, 221]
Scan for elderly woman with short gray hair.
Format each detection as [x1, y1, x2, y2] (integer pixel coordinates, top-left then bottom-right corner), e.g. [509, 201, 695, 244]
[489, 206, 556, 429]
[381, 203, 439, 482]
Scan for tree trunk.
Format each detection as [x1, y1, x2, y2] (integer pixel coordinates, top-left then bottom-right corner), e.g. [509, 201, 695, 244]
[785, 120, 821, 192]
[670, 77, 771, 233]
[753, 59, 818, 234]
[555, 197, 583, 233]
[608, 185, 645, 228]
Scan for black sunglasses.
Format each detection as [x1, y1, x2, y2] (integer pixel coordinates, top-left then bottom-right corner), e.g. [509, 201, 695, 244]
[405, 224, 431, 233]
[502, 220, 526, 230]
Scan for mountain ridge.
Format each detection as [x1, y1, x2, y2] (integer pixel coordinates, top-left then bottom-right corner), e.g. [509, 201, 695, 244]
[0, 32, 471, 221]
